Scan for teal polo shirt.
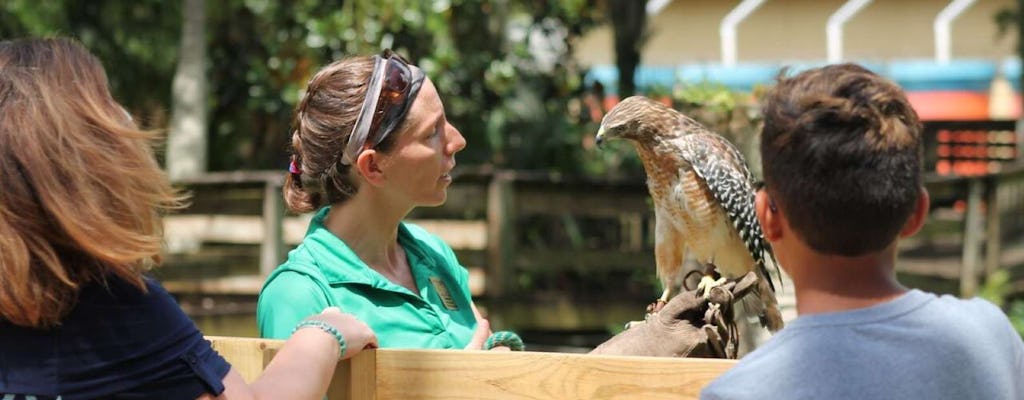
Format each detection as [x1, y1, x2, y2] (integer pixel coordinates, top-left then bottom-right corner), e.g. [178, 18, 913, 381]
[256, 207, 477, 349]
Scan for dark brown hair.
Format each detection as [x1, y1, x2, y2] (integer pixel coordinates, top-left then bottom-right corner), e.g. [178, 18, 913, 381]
[285, 56, 404, 213]
[0, 38, 181, 328]
[760, 63, 923, 256]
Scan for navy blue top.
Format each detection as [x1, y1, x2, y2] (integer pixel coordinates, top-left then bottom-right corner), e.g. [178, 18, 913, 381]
[0, 276, 232, 400]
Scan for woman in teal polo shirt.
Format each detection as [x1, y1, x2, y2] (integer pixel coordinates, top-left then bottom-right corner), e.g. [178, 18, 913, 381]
[258, 50, 500, 350]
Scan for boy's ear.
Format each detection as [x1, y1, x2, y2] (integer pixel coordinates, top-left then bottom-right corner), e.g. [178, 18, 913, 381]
[755, 189, 783, 242]
[899, 186, 930, 238]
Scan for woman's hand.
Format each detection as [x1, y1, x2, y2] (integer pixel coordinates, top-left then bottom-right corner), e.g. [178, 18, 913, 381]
[463, 319, 512, 351]
[464, 318, 492, 350]
[313, 307, 378, 359]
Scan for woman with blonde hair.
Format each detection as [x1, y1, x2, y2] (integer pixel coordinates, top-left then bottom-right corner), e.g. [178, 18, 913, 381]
[0, 37, 376, 399]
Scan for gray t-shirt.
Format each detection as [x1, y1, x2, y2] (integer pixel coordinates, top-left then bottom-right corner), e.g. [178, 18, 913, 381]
[701, 289, 1024, 400]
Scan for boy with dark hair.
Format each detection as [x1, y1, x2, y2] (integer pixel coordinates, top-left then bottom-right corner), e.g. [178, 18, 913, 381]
[701, 64, 1024, 399]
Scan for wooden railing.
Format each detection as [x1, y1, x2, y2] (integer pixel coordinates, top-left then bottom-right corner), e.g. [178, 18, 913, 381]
[207, 336, 737, 400]
[165, 168, 1024, 296]
[923, 161, 1024, 296]
[163, 121, 1024, 307]
[171, 170, 284, 277]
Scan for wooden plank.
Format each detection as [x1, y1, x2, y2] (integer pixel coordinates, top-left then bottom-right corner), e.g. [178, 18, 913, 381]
[514, 249, 654, 272]
[960, 178, 985, 296]
[208, 336, 737, 400]
[408, 183, 489, 219]
[480, 297, 648, 331]
[405, 220, 487, 250]
[347, 350, 378, 400]
[163, 267, 486, 297]
[163, 275, 265, 295]
[986, 177, 1002, 277]
[487, 172, 515, 298]
[516, 186, 652, 217]
[163, 215, 274, 247]
[261, 181, 284, 277]
[208, 336, 282, 383]
[164, 215, 484, 250]
[173, 170, 281, 185]
[370, 349, 735, 400]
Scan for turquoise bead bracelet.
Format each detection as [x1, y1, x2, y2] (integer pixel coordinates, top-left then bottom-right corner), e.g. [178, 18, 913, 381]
[293, 320, 348, 360]
[484, 331, 525, 351]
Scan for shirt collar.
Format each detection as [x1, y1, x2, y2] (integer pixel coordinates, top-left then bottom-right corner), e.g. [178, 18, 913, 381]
[303, 207, 442, 292]
[787, 289, 933, 328]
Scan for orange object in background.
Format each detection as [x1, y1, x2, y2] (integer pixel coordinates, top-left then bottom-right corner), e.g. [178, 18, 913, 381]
[905, 91, 991, 121]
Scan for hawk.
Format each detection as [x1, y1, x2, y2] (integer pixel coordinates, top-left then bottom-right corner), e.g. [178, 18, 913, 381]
[596, 96, 783, 332]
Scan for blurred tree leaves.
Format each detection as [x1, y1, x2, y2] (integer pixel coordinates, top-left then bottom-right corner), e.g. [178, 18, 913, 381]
[2, 0, 606, 173]
[673, 82, 764, 178]
[1, 0, 180, 126]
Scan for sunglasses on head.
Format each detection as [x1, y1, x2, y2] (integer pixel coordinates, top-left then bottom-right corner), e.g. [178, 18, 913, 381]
[342, 49, 425, 165]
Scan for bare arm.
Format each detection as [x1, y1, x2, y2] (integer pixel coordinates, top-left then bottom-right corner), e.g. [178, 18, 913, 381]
[199, 307, 377, 400]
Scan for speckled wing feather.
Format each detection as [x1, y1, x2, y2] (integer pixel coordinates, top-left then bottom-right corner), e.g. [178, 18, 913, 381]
[672, 129, 778, 292]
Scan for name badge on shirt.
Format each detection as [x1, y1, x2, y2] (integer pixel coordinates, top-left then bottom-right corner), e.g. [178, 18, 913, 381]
[429, 276, 459, 311]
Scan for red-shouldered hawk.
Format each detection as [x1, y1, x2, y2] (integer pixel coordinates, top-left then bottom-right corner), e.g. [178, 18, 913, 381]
[596, 96, 783, 332]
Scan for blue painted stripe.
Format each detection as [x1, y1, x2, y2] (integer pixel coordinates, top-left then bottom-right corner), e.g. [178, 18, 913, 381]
[583, 59, 1013, 93]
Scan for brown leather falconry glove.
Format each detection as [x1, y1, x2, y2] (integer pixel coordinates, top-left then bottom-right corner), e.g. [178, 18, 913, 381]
[589, 272, 759, 359]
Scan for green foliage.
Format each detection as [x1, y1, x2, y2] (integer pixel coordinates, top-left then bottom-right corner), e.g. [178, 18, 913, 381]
[673, 82, 764, 178]
[3, 0, 605, 172]
[979, 269, 1024, 338]
[1008, 301, 1024, 337]
[1, 1, 181, 125]
[994, 3, 1024, 105]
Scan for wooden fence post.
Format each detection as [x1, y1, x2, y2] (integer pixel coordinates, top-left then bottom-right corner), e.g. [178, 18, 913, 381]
[486, 171, 515, 298]
[985, 176, 1002, 277]
[960, 178, 984, 297]
[260, 178, 284, 277]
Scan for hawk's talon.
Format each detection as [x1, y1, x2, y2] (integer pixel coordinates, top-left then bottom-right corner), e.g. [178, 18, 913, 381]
[697, 275, 727, 299]
[646, 299, 668, 314]
[624, 319, 647, 330]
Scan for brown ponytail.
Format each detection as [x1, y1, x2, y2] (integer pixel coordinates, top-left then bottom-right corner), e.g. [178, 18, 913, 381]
[283, 56, 384, 213]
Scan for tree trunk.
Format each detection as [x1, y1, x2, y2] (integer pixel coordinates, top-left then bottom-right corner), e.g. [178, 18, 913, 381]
[167, 0, 208, 180]
[608, 0, 647, 99]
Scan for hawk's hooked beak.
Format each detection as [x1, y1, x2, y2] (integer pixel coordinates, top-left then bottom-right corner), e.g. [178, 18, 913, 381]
[595, 126, 606, 149]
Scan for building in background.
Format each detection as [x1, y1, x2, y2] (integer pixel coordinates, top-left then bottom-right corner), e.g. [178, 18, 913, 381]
[574, 0, 1019, 121]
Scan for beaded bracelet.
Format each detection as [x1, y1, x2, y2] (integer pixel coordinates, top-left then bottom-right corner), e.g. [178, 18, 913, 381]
[484, 331, 525, 351]
[293, 319, 348, 360]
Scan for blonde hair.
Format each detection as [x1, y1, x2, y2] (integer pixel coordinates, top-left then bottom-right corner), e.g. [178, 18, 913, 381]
[0, 38, 182, 328]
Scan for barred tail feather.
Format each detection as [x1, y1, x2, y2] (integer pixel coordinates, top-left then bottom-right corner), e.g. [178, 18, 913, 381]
[756, 274, 784, 332]
[739, 268, 784, 332]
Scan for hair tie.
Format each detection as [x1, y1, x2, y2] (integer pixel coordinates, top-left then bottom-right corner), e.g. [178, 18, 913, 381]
[289, 160, 302, 175]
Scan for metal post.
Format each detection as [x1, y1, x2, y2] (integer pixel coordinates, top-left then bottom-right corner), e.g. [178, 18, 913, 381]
[934, 0, 977, 65]
[827, 0, 873, 63]
[720, 0, 767, 67]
